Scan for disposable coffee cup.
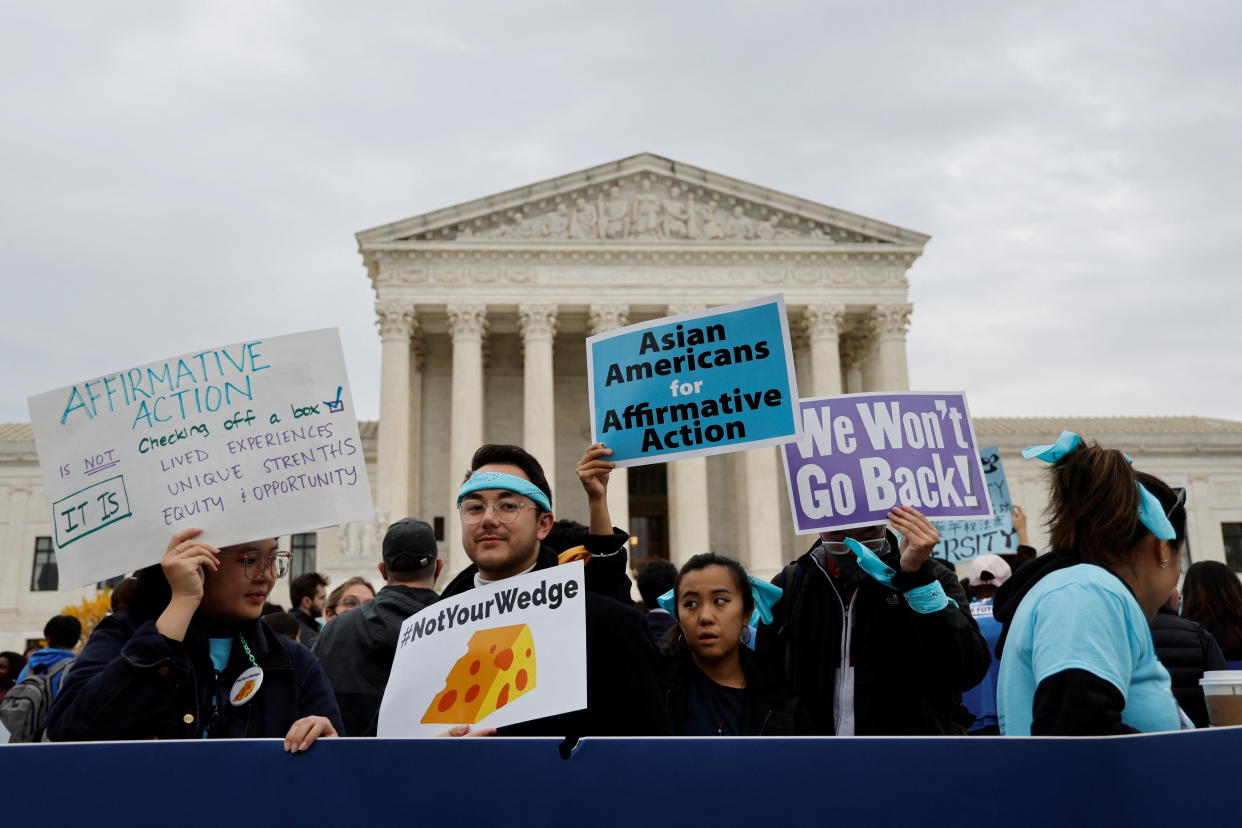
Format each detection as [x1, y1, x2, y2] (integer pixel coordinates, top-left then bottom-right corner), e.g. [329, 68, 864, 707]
[1199, 671, 1242, 727]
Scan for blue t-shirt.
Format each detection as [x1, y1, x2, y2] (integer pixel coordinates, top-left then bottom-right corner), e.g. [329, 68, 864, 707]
[998, 563, 1180, 735]
[962, 599, 1002, 731]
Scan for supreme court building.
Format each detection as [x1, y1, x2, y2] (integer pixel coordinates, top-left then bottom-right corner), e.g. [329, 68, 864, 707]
[2, 153, 1241, 648]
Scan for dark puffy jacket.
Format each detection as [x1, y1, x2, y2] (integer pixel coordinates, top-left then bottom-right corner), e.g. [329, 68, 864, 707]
[314, 584, 439, 736]
[1150, 605, 1226, 729]
[757, 534, 990, 735]
[662, 647, 813, 736]
[290, 609, 321, 649]
[439, 536, 668, 739]
[47, 611, 342, 741]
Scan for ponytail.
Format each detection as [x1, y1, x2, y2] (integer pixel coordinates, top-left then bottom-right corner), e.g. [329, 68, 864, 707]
[1046, 441, 1185, 572]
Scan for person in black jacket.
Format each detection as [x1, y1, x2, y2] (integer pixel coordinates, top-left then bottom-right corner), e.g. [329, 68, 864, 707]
[1181, 561, 1242, 666]
[47, 530, 342, 751]
[662, 553, 809, 736]
[756, 506, 989, 735]
[315, 517, 442, 736]
[437, 442, 667, 741]
[1150, 590, 1226, 728]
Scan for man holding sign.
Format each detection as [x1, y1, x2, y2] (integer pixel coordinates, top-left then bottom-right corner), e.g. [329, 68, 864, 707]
[762, 391, 993, 735]
[430, 442, 666, 738]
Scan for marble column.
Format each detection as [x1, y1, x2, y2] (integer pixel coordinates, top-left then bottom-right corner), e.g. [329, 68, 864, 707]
[791, 324, 811, 399]
[740, 447, 783, 581]
[860, 325, 882, 391]
[447, 303, 488, 576]
[375, 300, 417, 524]
[803, 304, 845, 396]
[869, 304, 913, 391]
[2, 486, 28, 613]
[840, 331, 866, 394]
[589, 303, 630, 533]
[664, 302, 710, 564]
[518, 303, 558, 496]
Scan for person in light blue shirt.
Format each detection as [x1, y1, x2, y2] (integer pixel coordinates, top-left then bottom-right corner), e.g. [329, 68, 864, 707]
[994, 435, 1187, 735]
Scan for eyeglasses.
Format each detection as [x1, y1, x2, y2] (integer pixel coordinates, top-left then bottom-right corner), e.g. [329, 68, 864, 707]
[1167, 487, 1187, 517]
[459, 498, 531, 524]
[337, 596, 363, 609]
[219, 551, 293, 580]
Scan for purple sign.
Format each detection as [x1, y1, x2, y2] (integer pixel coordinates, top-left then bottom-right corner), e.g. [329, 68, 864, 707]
[782, 392, 992, 534]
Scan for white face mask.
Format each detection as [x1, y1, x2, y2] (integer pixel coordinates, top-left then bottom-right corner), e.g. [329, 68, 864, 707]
[820, 537, 888, 557]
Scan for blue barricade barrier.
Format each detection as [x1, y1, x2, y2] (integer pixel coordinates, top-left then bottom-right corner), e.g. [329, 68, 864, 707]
[3, 729, 1240, 825]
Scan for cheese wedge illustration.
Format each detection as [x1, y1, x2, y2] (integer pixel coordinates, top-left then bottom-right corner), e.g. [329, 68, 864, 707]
[421, 624, 536, 724]
[232, 679, 256, 703]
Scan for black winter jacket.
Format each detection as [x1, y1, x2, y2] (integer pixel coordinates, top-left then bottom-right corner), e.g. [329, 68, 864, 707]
[314, 584, 439, 736]
[47, 611, 342, 741]
[290, 609, 321, 649]
[756, 535, 990, 735]
[439, 535, 668, 739]
[1150, 605, 1226, 729]
[662, 647, 813, 736]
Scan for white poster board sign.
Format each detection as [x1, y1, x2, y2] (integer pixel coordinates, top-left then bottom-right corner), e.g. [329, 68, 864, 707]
[378, 562, 587, 738]
[27, 328, 374, 587]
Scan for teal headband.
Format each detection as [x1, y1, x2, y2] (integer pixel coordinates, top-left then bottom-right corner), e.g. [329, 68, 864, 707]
[457, 471, 552, 512]
[1023, 430, 1177, 542]
[657, 576, 783, 626]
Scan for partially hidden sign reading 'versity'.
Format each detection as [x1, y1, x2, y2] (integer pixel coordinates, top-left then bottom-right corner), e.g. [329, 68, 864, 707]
[26, 328, 374, 588]
[932, 445, 1019, 563]
[586, 295, 800, 467]
[782, 391, 993, 534]
[379, 562, 586, 738]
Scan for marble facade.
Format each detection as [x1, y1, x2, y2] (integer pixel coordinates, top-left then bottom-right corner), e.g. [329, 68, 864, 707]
[355, 154, 927, 581]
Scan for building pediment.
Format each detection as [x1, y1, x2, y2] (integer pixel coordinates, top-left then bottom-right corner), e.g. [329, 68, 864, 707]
[356, 153, 929, 249]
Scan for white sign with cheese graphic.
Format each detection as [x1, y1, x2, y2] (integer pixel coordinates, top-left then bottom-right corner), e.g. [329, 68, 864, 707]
[378, 561, 587, 737]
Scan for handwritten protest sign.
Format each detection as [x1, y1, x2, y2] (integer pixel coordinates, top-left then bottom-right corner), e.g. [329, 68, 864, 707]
[587, 295, 799, 467]
[378, 562, 586, 737]
[782, 391, 992, 534]
[27, 329, 374, 588]
[933, 445, 1018, 563]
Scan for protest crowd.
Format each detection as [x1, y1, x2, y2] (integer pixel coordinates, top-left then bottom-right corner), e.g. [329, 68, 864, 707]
[3, 302, 1236, 753]
[4, 427, 1233, 749]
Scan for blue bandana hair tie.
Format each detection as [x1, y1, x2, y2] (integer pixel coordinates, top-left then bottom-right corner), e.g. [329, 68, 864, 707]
[457, 471, 552, 512]
[657, 576, 783, 627]
[1022, 431, 1176, 542]
[1022, 430, 1082, 462]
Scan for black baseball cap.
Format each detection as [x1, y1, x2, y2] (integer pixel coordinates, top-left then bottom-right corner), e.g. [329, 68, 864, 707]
[382, 518, 438, 572]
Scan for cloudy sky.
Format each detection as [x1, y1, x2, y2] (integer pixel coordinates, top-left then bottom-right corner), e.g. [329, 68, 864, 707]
[3, 1, 1239, 425]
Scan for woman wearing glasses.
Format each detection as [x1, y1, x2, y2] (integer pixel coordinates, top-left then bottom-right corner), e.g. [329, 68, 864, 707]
[47, 528, 343, 749]
[993, 434, 1189, 734]
[324, 577, 376, 621]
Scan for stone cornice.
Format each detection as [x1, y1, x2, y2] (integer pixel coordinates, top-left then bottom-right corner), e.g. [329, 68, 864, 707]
[363, 242, 923, 261]
[356, 153, 930, 248]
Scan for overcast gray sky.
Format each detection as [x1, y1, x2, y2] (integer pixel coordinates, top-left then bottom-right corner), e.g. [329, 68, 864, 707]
[3, 0, 1239, 424]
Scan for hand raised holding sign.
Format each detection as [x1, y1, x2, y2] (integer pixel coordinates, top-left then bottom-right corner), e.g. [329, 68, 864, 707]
[577, 443, 616, 536]
[156, 527, 220, 641]
[887, 506, 941, 573]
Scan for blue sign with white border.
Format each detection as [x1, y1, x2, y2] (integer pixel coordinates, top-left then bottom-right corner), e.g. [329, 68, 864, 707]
[587, 295, 800, 467]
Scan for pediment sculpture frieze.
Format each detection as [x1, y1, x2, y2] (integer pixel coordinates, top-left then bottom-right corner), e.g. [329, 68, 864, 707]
[402, 177, 883, 244]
